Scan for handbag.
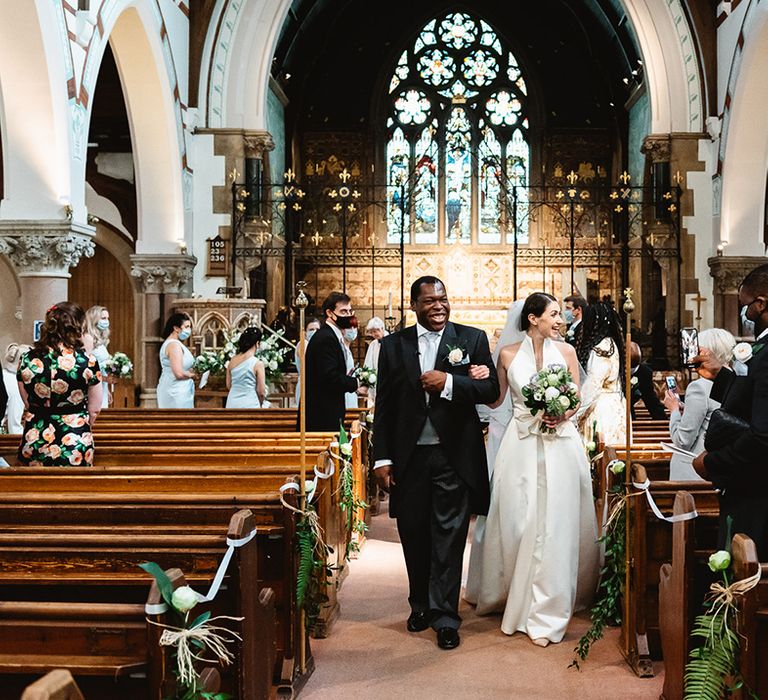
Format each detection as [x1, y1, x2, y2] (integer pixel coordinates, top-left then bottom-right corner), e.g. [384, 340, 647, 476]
[704, 408, 749, 452]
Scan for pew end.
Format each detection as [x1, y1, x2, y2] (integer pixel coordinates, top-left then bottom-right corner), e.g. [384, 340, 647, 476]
[21, 669, 84, 700]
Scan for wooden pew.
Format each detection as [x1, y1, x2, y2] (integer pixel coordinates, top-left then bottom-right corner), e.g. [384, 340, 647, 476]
[21, 669, 84, 700]
[0, 508, 278, 698]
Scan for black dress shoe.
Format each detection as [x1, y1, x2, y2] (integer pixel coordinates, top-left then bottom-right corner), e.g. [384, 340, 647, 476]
[436, 627, 460, 649]
[406, 611, 430, 632]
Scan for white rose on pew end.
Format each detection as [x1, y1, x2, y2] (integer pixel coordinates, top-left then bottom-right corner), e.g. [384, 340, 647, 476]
[340, 442, 353, 457]
[708, 550, 731, 573]
[586, 441, 596, 453]
[608, 459, 625, 475]
[733, 342, 753, 363]
[171, 585, 199, 613]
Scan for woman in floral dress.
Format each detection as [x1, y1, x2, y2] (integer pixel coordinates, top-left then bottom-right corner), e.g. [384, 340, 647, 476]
[17, 302, 103, 467]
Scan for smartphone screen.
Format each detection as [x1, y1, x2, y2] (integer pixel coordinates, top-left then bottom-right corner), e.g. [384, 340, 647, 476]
[680, 328, 699, 367]
[665, 376, 678, 392]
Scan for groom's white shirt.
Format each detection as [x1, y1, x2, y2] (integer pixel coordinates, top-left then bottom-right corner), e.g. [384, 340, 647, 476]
[373, 322, 454, 470]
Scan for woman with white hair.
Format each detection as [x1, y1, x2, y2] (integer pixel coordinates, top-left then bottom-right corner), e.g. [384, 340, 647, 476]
[363, 316, 387, 407]
[2, 343, 30, 433]
[82, 306, 112, 409]
[663, 327, 736, 480]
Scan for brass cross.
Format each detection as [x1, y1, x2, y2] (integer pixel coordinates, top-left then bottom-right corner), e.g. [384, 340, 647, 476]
[692, 291, 707, 322]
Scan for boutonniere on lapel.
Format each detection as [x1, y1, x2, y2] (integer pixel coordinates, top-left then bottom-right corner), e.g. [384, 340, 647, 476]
[733, 341, 766, 364]
[445, 344, 470, 366]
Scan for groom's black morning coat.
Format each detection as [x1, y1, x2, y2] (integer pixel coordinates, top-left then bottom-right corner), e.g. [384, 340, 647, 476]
[373, 321, 499, 517]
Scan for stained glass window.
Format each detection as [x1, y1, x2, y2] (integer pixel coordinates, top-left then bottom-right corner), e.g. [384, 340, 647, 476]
[386, 11, 530, 244]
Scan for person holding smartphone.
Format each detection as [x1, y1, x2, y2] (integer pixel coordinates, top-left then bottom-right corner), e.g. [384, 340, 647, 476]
[663, 329, 735, 480]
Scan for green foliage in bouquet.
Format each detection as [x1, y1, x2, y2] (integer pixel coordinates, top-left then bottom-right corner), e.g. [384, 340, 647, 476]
[353, 365, 377, 389]
[521, 364, 579, 433]
[193, 351, 226, 376]
[103, 351, 133, 379]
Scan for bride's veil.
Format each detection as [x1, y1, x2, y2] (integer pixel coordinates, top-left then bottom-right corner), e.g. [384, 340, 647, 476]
[476, 300, 526, 429]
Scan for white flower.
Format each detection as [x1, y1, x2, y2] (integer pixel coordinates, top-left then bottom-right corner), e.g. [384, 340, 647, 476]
[558, 395, 570, 408]
[586, 441, 596, 453]
[544, 386, 560, 402]
[609, 459, 625, 475]
[305, 480, 316, 494]
[448, 348, 464, 364]
[340, 442, 353, 457]
[567, 382, 578, 392]
[708, 550, 731, 572]
[631, 376, 638, 386]
[269, 360, 278, 371]
[367, 373, 377, 385]
[733, 342, 753, 363]
[533, 391, 543, 402]
[547, 373, 560, 387]
[171, 585, 199, 613]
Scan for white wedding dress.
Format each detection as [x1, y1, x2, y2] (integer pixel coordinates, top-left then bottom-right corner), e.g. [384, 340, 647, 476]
[465, 335, 599, 643]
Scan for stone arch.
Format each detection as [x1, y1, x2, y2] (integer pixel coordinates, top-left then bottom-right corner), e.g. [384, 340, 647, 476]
[84, 2, 186, 254]
[719, 3, 768, 256]
[200, 0, 701, 134]
[0, 0, 72, 219]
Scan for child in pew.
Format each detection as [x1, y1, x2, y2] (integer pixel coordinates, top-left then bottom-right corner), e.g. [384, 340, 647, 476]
[663, 328, 735, 480]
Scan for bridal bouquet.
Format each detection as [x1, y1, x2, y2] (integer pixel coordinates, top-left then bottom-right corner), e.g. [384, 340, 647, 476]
[193, 350, 225, 376]
[521, 363, 579, 434]
[353, 365, 377, 388]
[103, 351, 133, 379]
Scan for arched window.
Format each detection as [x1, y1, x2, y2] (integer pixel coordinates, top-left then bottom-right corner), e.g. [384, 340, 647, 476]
[386, 12, 530, 246]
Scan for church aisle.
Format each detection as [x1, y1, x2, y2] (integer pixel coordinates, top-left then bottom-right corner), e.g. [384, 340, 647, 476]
[302, 513, 664, 699]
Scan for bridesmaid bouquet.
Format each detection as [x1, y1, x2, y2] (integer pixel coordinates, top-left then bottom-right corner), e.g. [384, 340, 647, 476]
[103, 352, 133, 379]
[353, 365, 377, 388]
[521, 363, 579, 434]
[193, 351, 225, 376]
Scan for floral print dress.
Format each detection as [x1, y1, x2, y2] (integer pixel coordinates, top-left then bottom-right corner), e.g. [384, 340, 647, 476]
[17, 347, 101, 466]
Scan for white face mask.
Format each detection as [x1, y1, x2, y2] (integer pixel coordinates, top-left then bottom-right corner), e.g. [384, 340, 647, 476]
[740, 305, 756, 337]
[343, 329, 358, 343]
[97, 319, 110, 331]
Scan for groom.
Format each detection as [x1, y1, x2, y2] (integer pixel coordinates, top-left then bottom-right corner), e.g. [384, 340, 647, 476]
[373, 276, 499, 649]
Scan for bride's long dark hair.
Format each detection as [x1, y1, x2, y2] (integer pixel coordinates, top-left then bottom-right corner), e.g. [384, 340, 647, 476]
[577, 302, 626, 387]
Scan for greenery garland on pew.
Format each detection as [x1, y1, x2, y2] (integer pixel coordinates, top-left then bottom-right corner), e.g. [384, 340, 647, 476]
[295, 498, 333, 632]
[684, 522, 760, 700]
[570, 459, 627, 669]
[337, 423, 369, 558]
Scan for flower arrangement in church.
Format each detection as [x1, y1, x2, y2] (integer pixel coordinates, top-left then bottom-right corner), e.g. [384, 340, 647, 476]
[102, 352, 133, 379]
[253, 330, 291, 384]
[193, 350, 226, 377]
[521, 364, 579, 434]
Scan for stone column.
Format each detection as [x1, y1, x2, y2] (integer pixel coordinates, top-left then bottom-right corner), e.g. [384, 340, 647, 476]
[708, 255, 768, 337]
[0, 222, 95, 342]
[130, 253, 197, 407]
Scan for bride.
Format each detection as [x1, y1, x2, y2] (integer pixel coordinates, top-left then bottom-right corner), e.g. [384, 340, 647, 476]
[465, 292, 598, 646]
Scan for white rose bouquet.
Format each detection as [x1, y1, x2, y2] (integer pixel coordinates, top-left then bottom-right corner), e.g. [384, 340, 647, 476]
[521, 363, 580, 434]
[353, 365, 377, 388]
[254, 329, 291, 384]
[193, 350, 225, 376]
[103, 351, 133, 379]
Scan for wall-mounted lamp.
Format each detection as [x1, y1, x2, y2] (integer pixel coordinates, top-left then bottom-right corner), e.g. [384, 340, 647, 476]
[177, 239, 188, 254]
[716, 240, 728, 257]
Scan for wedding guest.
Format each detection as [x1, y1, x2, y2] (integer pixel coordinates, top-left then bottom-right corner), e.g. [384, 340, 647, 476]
[630, 343, 666, 419]
[157, 312, 195, 409]
[2, 343, 30, 433]
[17, 302, 103, 466]
[575, 302, 626, 445]
[364, 316, 388, 407]
[226, 327, 267, 408]
[664, 328, 735, 481]
[82, 306, 112, 409]
[303, 291, 360, 431]
[294, 317, 320, 406]
[563, 294, 587, 350]
[343, 316, 360, 409]
[693, 264, 768, 558]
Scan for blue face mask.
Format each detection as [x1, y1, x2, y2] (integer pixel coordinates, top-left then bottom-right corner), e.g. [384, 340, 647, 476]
[740, 305, 756, 337]
[563, 309, 574, 324]
[343, 329, 358, 343]
[178, 328, 191, 341]
[306, 329, 317, 341]
[97, 319, 110, 331]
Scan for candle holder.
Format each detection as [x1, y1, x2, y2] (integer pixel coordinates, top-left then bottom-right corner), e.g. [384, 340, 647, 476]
[384, 315, 397, 333]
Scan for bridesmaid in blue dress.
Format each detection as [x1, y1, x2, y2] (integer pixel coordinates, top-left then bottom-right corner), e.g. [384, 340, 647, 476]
[226, 327, 267, 408]
[157, 312, 195, 409]
[83, 305, 111, 409]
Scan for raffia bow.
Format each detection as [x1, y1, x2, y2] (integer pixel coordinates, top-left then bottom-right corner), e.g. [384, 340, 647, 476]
[151, 616, 243, 688]
[706, 568, 762, 646]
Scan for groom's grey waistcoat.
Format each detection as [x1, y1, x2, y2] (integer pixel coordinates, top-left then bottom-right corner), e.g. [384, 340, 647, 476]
[373, 321, 499, 517]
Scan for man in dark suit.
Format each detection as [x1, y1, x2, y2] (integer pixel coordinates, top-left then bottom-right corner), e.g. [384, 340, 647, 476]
[373, 276, 499, 650]
[692, 264, 768, 558]
[630, 342, 667, 419]
[563, 294, 587, 352]
[303, 291, 359, 431]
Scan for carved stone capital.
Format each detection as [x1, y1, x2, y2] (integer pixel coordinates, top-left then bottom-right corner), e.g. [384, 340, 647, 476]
[641, 134, 672, 163]
[130, 254, 197, 294]
[708, 255, 768, 294]
[0, 221, 96, 277]
[244, 131, 275, 159]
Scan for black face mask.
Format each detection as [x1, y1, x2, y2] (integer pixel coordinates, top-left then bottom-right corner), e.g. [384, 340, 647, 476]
[333, 314, 354, 329]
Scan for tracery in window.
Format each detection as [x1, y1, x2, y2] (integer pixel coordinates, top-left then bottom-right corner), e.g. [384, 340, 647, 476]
[386, 11, 530, 245]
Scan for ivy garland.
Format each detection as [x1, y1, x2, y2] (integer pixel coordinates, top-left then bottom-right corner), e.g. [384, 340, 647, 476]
[295, 504, 333, 632]
[570, 478, 627, 669]
[338, 423, 369, 558]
